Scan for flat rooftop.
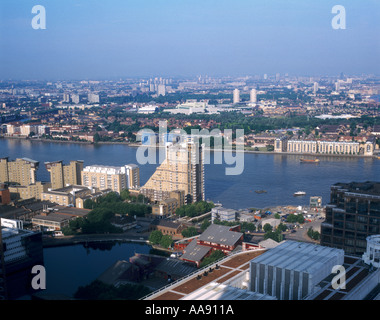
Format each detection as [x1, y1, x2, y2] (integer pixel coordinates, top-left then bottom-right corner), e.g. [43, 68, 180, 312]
[251, 240, 345, 275]
[1, 226, 35, 239]
[308, 255, 373, 300]
[182, 281, 276, 300]
[333, 181, 380, 196]
[143, 249, 266, 300]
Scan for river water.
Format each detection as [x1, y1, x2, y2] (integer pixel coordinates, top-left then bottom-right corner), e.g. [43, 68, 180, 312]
[2, 138, 379, 209]
[1, 138, 379, 297]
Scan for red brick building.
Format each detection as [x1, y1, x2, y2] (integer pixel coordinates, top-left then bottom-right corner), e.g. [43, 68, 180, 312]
[0, 184, 11, 205]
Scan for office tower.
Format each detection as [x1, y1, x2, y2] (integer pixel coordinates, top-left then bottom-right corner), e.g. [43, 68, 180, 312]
[81, 165, 136, 194]
[125, 164, 140, 189]
[233, 89, 240, 104]
[45, 160, 84, 189]
[321, 181, 380, 255]
[157, 84, 166, 96]
[335, 81, 341, 91]
[250, 89, 257, 103]
[0, 157, 39, 186]
[140, 138, 204, 204]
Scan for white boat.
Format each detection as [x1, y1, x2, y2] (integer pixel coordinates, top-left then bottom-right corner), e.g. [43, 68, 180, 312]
[294, 191, 306, 196]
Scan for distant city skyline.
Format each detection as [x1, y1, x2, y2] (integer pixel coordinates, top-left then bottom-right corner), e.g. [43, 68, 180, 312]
[0, 0, 379, 80]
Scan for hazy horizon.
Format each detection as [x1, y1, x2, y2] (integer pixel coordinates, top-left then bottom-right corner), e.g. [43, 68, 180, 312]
[1, 0, 379, 81]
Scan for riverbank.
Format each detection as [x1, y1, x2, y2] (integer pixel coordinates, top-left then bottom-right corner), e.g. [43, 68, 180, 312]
[42, 233, 150, 248]
[1, 135, 376, 159]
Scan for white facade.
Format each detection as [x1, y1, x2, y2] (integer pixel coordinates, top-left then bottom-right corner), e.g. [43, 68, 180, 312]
[157, 84, 166, 96]
[250, 89, 257, 103]
[88, 93, 100, 103]
[250, 240, 345, 300]
[164, 100, 219, 115]
[233, 89, 240, 104]
[287, 139, 361, 155]
[125, 164, 140, 189]
[82, 164, 139, 191]
[211, 207, 236, 223]
[1, 218, 23, 230]
[1, 228, 35, 264]
[137, 105, 158, 114]
[362, 235, 380, 268]
[71, 94, 80, 104]
[313, 82, 319, 94]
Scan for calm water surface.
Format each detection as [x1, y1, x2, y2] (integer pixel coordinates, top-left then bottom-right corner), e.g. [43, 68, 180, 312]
[1, 138, 379, 209]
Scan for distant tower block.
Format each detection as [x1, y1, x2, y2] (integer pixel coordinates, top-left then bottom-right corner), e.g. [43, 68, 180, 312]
[250, 89, 257, 103]
[233, 89, 240, 104]
[313, 82, 319, 94]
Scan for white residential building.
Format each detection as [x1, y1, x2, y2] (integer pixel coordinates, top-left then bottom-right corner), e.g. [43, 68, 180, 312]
[233, 89, 240, 104]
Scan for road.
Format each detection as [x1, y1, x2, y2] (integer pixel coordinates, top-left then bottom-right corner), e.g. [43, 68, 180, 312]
[285, 219, 323, 243]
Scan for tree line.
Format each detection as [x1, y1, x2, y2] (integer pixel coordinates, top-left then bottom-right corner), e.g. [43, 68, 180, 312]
[62, 191, 151, 236]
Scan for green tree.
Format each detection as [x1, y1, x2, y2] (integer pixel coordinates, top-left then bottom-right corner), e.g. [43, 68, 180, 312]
[263, 223, 273, 233]
[181, 226, 198, 238]
[149, 230, 163, 245]
[199, 250, 225, 268]
[83, 198, 96, 209]
[94, 133, 100, 143]
[61, 226, 76, 236]
[307, 227, 320, 241]
[264, 229, 283, 242]
[240, 222, 256, 232]
[286, 213, 305, 224]
[159, 234, 173, 248]
[200, 219, 211, 232]
[120, 189, 131, 201]
[277, 223, 288, 232]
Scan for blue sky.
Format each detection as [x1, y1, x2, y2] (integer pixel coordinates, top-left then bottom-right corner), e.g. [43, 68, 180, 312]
[0, 0, 379, 80]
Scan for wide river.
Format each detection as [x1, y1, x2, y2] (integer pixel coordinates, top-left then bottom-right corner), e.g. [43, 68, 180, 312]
[1, 138, 379, 297]
[2, 138, 379, 209]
